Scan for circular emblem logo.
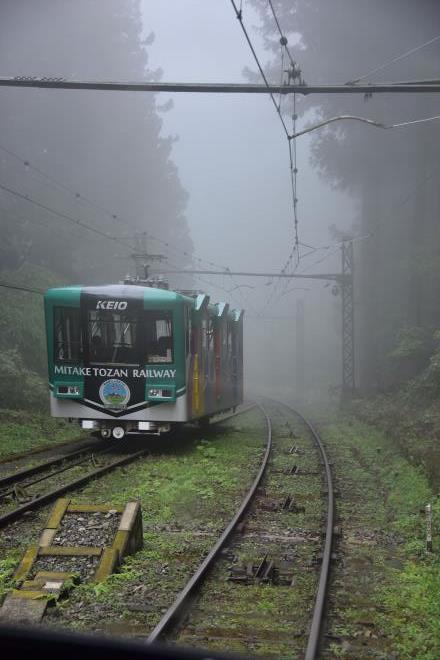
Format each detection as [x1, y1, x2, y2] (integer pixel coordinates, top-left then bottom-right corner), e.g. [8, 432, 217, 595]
[99, 379, 131, 407]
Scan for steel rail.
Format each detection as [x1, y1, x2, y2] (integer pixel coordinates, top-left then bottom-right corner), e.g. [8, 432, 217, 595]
[0, 447, 150, 529]
[0, 404, 253, 529]
[0, 435, 93, 465]
[211, 402, 256, 424]
[147, 404, 272, 643]
[278, 402, 334, 660]
[0, 404, 254, 490]
[0, 440, 110, 490]
[0, 442, 120, 501]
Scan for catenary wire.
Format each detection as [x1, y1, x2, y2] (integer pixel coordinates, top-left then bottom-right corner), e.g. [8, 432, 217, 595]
[0, 281, 44, 295]
[230, 0, 304, 313]
[230, 0, 290, 137]
[347, 33, 440, 84]
[267, 0, 301, 261]
[267, 0, 302, 76]
[0, 142, 233, 273]
[290, 113, 440, 139]
[0, 181, 133, 250]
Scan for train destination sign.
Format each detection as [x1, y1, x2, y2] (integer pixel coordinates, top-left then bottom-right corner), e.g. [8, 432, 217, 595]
[54, 365, 177, 379]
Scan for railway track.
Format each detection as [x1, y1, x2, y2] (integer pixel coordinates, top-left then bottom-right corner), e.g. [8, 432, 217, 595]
[0, 440, 149, 529]
[0, 439, 114, 495]
[0, 405, 256, 531]
[0, 433, 95, 468]
[147, 401, 335, 659]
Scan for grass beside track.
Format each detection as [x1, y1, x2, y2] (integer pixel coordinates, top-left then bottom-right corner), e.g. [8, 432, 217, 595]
[38, 409, 268, 636]
[173, 404, 323, 659]
[316, 411, 440, 660]
[0, 409, 82, 460]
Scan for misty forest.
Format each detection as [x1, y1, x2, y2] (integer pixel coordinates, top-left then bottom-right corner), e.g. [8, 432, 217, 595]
[1, 1, 440, 658]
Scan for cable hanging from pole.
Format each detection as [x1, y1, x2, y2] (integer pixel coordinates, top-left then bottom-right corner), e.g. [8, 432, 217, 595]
[0, 281, 44, 295]
[347, 33, 440, 85]
[289, 113, 440, 139]
[230, 0, 306, 316]
[266, 0, 303, 273]
[0, 142, 233, 274]
[0, 180, 133, 250]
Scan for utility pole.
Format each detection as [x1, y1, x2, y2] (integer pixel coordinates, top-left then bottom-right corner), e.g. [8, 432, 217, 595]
[156, 251, 355, 401]
[341, 241, 355, 398]
[295, 299, 305, 402]
[130, 233, 166, 281]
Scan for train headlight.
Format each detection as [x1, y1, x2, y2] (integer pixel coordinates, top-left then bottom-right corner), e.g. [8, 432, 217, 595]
[56, 384, 81, 397]
[146, 385, 176, 401]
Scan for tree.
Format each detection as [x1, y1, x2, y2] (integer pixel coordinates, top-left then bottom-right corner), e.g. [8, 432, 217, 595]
[251, 0, 440, 389]
[0, 0, 192, 284]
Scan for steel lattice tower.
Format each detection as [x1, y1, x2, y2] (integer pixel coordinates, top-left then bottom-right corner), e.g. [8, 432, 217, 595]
[341, 241, 355, 396]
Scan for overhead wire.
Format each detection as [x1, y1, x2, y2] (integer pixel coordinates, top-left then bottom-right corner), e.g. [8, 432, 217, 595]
[267, 0, 300, 73]
[290, 113, 440, 139]
[230, 0, 305, 316]
[230, 0, 290, 137]
[0, 202, 87, 242]
[0, 180, 133, 251]
[0, 141, 233, 274]
[0, 281, 44, 295]
[347, 33, 440, 84]
[267, 0, 301, 264]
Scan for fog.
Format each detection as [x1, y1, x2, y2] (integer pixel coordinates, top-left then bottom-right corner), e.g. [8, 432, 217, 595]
[1, 0, 439, 401]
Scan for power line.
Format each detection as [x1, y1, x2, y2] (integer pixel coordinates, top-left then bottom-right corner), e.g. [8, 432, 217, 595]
[263, 1, 303, 264]
[0, 142, 232, 274]
[348, 33, 440, 84]
[0, 143, 121, 222]
[0, 202, 86, 241]
[230, 0, 290, 137]
[290, 113, 440, 139]
[267, 0, 303, 82]
[0, 281, 44, 295]
[0, 180, 133, 250]
[230, 0, 305, 311]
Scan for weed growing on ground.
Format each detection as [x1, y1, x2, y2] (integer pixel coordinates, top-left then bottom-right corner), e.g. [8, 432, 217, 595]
[320, 411, 440, 658]
[0, 409, 82, 458]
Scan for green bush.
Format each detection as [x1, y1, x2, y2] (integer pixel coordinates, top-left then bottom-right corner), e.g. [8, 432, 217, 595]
[0, 348, 47, 410]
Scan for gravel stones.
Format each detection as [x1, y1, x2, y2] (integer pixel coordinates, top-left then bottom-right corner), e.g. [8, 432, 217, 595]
[53, 511, 121, 547]
[32, 555, 99, 582]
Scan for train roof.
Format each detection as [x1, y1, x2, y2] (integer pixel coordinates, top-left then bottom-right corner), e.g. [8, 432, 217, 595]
[44, 285, 244, 320]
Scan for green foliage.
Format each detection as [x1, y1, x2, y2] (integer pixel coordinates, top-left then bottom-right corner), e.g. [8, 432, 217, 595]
[379, 559, 440, 659]
[0, 409, 81, 458]
[389, 327, 434, 361]
[0, 264, 60, 372]
[0, 553, 21, 600]
[324, 412, 440, 658]
[0, 264, 62, 408]
[0, 348, 47, 410]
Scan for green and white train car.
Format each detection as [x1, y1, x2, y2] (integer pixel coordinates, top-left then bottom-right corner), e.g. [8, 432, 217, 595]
[44, 284, 244, 437]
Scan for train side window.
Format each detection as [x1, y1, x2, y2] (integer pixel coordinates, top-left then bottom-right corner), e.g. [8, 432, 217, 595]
[144, 311, 174, 364]
[54, 307, 82, 362]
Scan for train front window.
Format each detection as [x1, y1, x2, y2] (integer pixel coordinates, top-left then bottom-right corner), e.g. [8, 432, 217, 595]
[54, 307, 82, 362]
[144, 311, 173, 364]
[88, 310, 138, 365]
